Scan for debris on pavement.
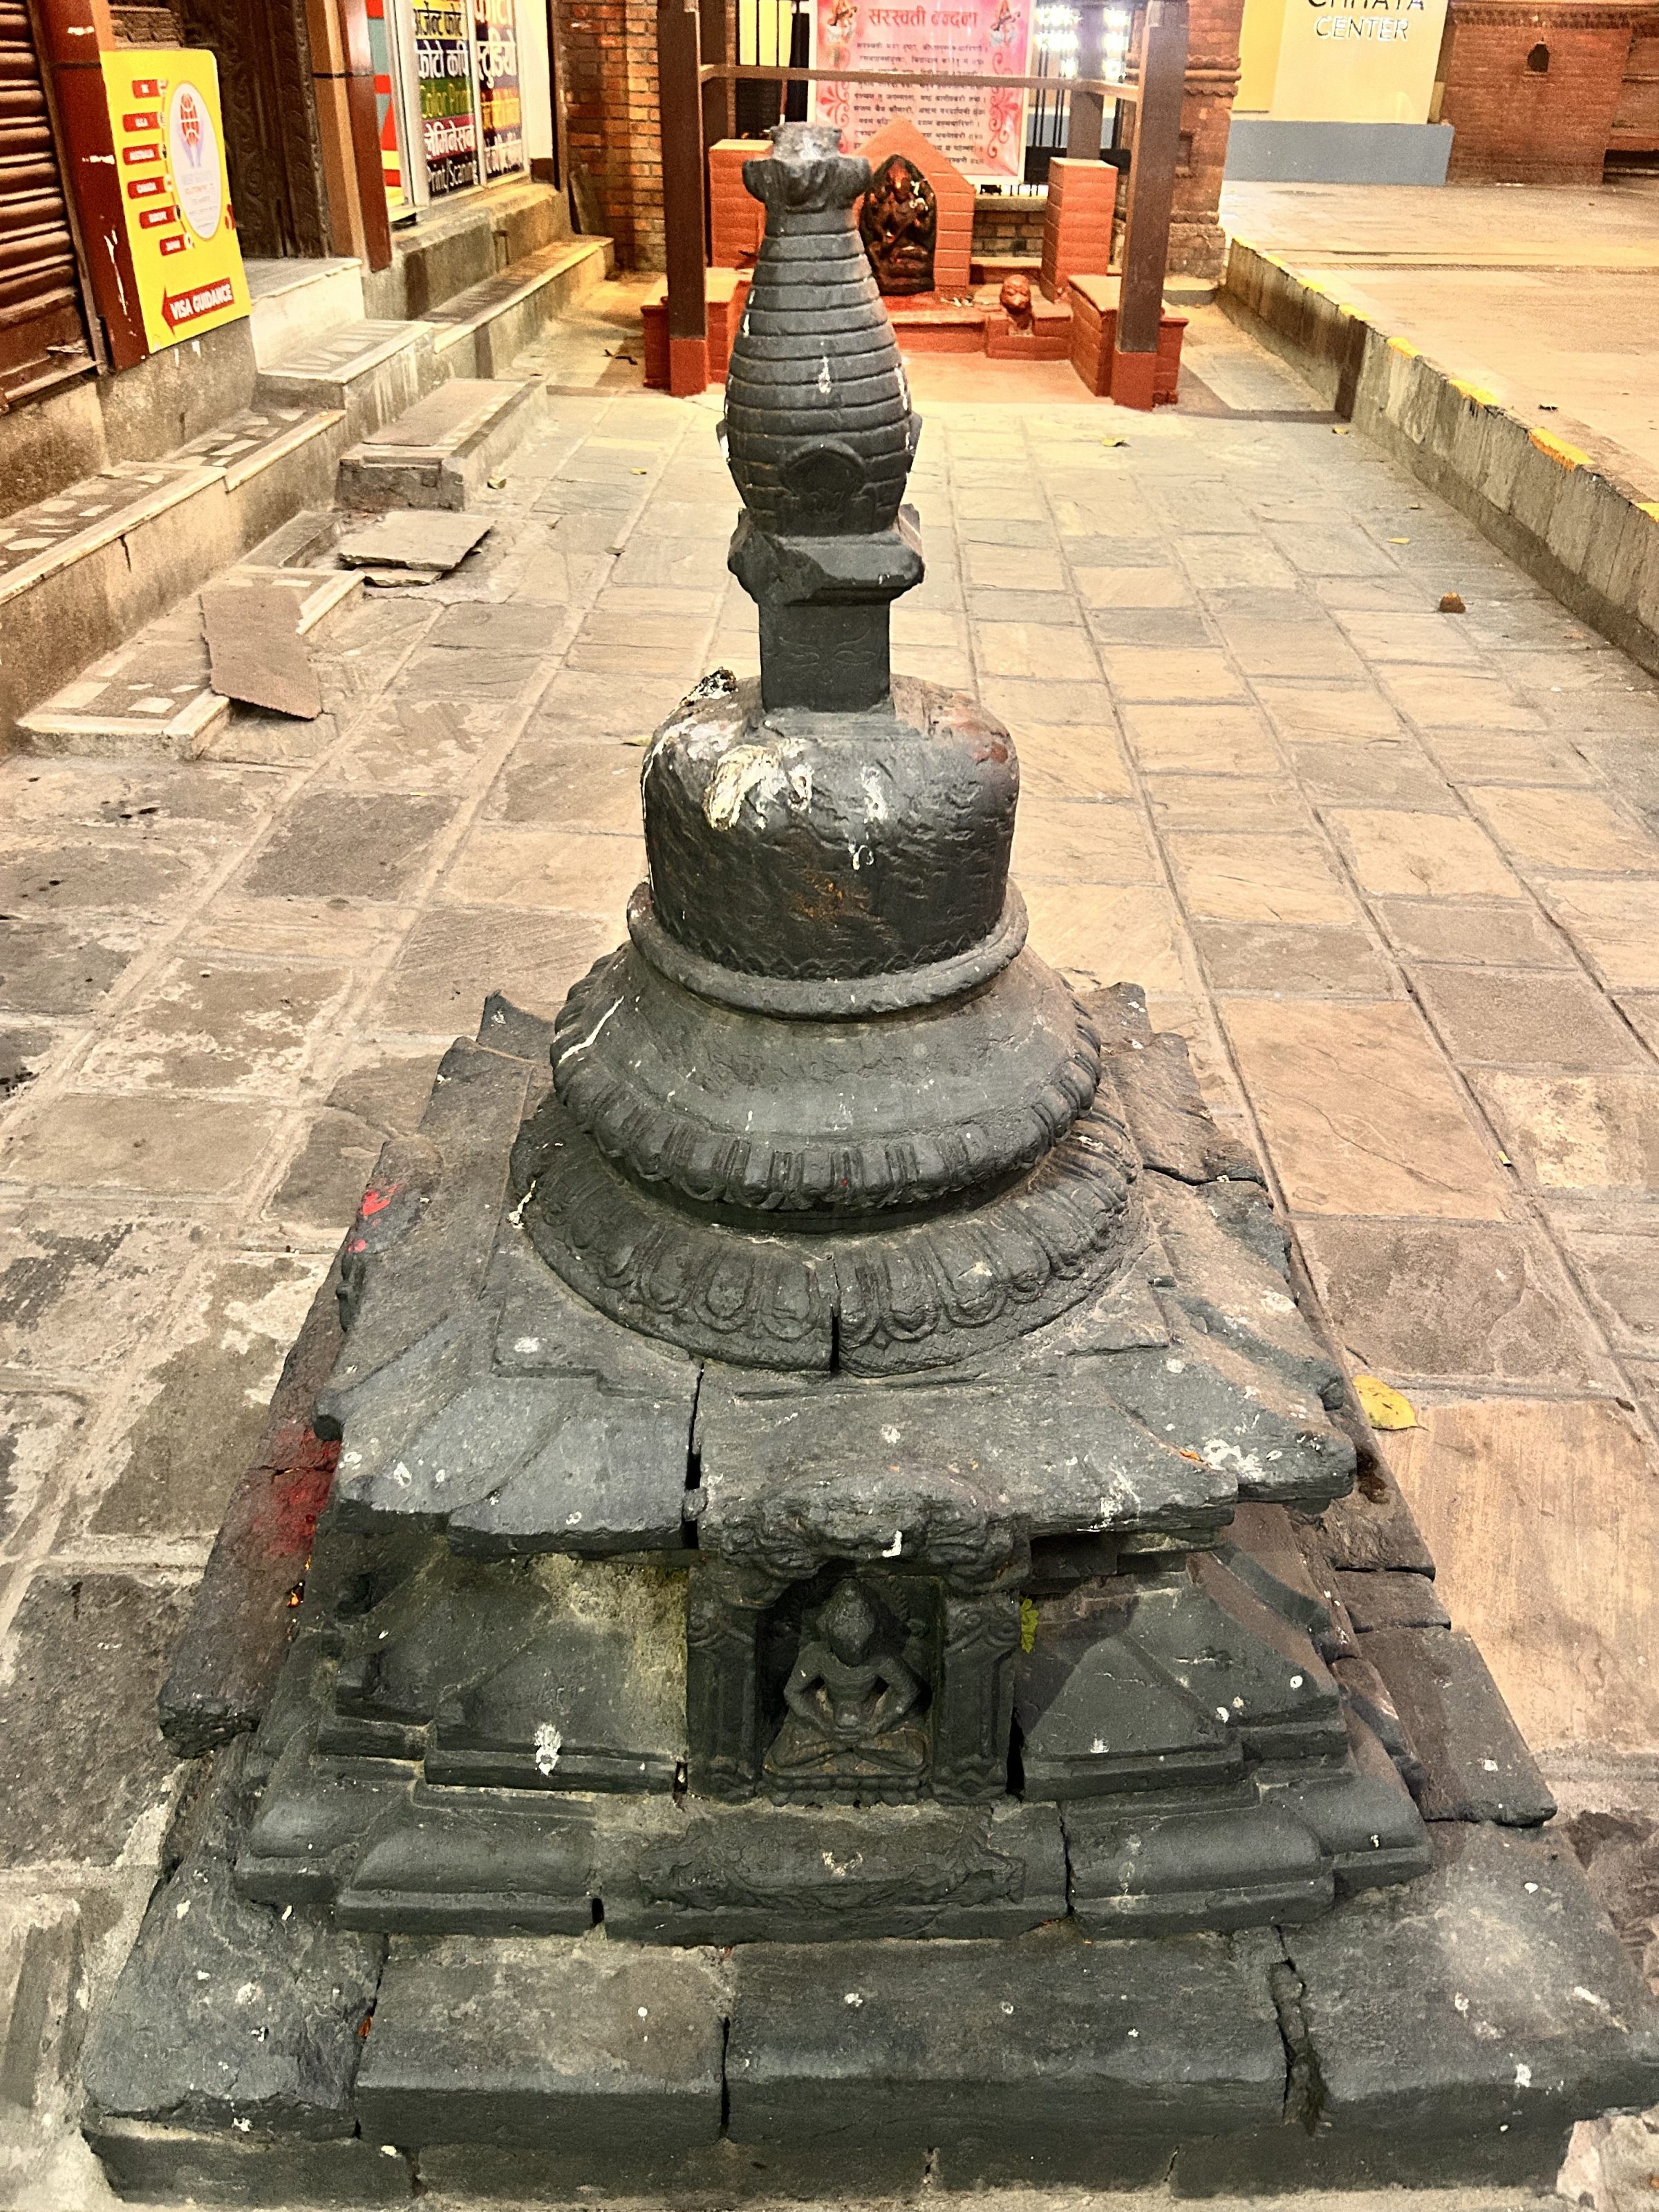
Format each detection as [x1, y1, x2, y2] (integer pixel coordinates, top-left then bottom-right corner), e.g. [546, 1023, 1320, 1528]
[337, 512, 492, 573]
[1440, 591, 1468, 613]
[1353, 1374, 1419, 1430]
[200, 582, 323, 720]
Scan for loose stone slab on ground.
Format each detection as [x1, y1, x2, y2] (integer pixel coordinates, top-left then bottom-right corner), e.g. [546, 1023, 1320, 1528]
[336, 513, 493, 572]
[201, 583, 323, 721]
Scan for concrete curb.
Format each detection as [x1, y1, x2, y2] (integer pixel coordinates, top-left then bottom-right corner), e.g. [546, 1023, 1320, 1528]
[1219, 235, 1659, 681]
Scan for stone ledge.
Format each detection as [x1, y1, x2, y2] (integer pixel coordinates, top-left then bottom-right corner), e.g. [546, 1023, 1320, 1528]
[1219, 234, 1659, 681]
[81, 1802, 1659, 2199]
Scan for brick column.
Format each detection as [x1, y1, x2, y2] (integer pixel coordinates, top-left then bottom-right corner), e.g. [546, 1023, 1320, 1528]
[557, 0, 665, 269]
[709, 136, 768, 265]
[1170, 0, 1245, 280]
[1038, 157, 1118, 300]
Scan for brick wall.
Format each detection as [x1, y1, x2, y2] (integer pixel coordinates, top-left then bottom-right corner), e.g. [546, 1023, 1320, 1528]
[1610, 5, 1659, 149]
[557, 0, 665, 269]
[1440, 0, 1639, 183]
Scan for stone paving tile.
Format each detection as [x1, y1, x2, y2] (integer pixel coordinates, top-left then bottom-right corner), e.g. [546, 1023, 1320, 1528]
[1471, 1071, 1659, 1193]
[1221, 997, 1515, 1218]
[1562, 1227, 1659, 1360]
[1015, 724, 1134, 800]
[81, 1249, 327, 1544]
[1412, 965, 1649, 1071]
[1423, 725, 1600, 787]
[1252, 681, 1404, 741]
[1535, 879, 1659, 989]
[1166, 830, 1358, 925]
[0, 1211, 199, 1385]
[377, 905, 615, 1034]
[1388, 1398, 1659, 1756]
[0, 921, 155, 1018]
[236, 789, 458, 902]
[1325, 807, 1524, 901]
[1144, 774, 1313, 834]
[78, 956, 355, 1098]
[0, 1568, 196, 1864]
[1300, 1217, 1621, 1391]
[1011, 798, 1157, 883]
[1288, 738, 1456, 812]
[440, 824, 644, 919]
[1118, 701, 1283, 774]
[0, 841, 203, 917]
[1024, 881, 1194, 993]
[0, 1390, 90, 1559]
[1470, 786, 1659, 877]
[1192, 919, 1396, 997]
[1371, 897, 1577, 968]
[1, 1091, 288, 1201]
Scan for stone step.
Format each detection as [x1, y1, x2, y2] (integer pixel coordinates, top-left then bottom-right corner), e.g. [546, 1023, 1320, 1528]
[256, 318, 442, 443]
[0, 408, 345, 744]
[336, 377, 540, 512]
[245, 256, 368, 366]
[15, 565, 360, 760]
[424, 234, 613, 378]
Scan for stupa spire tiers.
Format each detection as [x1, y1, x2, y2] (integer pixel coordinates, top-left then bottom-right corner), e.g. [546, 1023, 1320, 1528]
[722, 120, 924, 715]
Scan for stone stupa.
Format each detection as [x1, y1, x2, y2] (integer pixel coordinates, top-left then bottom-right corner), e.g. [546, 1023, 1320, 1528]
[81, 122, 1658, 2203]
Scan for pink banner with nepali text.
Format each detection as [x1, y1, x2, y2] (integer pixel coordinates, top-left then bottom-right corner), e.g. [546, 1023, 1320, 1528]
[812, 0, 1032, 182]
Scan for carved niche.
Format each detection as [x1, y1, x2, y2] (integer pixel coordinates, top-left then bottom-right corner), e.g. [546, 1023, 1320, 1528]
[859, 152, 937, 295]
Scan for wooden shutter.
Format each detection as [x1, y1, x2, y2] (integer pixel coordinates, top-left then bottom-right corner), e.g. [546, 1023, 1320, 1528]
[0, 0, 93, 406]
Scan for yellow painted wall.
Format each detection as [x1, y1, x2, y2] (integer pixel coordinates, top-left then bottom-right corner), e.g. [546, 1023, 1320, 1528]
[1237, 0, 1287, 112]
[1237, 0, 1450, 122]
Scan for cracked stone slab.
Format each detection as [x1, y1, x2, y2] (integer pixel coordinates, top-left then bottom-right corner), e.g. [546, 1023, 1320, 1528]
[1182, 1821, 1659, 2192]
[337, 512, 492, 572]
[80, 1741, 384, 2140]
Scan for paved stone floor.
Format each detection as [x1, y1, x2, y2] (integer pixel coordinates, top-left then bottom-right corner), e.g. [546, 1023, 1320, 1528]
[2, 278, 1658, 2206]
[1222, 176, 1659, 494]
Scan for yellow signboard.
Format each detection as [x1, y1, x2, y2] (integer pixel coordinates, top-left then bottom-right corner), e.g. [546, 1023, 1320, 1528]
[1242, 0, 1450, 122]
[101, 50, 250, 355]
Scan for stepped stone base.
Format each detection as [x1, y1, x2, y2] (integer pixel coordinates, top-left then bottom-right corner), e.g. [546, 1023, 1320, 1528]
[82, 1739, 1659, 2202]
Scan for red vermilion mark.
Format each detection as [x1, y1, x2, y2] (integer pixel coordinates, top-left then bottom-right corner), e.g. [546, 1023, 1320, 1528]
[257, 1428, 341, 1557]
[357, 1181, 402, 1219]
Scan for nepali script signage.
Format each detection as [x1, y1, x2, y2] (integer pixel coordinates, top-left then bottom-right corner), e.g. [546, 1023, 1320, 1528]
[100, 49, 250, 355]
[813, 0, 1033, 182]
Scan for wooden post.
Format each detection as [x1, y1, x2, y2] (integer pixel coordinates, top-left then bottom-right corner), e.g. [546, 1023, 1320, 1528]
[659, 0, 708, 394]
[1067, 0, 1105, 161]
[31, 0, 149, 370]
[700, 0, 733, 147]
[1110, 0, 1186, 411]
[335, 0, 393, 272]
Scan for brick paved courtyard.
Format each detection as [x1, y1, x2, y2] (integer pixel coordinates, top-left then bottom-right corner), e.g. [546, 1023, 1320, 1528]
[2, 281, 1657, 2204]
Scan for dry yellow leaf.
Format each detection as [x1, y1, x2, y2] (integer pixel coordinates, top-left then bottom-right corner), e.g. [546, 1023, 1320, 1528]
[1353, 1373, 1418, 1430]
